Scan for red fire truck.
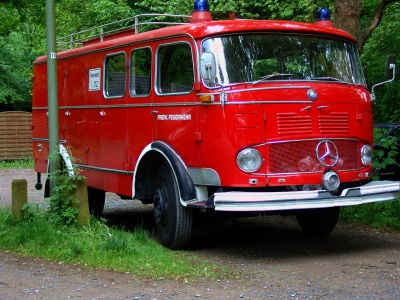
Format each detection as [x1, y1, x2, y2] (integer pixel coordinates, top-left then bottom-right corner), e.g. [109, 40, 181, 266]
[32, 0, 399, 249]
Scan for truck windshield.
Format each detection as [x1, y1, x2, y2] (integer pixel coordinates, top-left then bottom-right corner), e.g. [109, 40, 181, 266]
[201, 33, 365, 87]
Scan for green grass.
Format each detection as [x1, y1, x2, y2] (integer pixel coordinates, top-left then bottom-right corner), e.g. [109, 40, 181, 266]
[1, 200, 399, 282]
[0, 158, 34, 168]
[0, 208, 228, 280]
[340, 198, 400, 230]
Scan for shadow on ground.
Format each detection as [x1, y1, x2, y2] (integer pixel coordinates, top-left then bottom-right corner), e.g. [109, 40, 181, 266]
[102, 200, 391, 263]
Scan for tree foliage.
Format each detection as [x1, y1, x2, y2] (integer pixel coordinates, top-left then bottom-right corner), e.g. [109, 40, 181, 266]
[333, 0, 399, 52]
[136, 0, 331, 20]
[361, 2, 400, 122]
[0, 0, 133, 111]
[0, 4, 20, 34]
[0, 27, 38, 110]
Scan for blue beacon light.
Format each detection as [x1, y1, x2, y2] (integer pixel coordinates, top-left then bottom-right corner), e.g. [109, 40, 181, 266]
[191, 0, 212, 22]
[316, 7, 333, 27]
[193, 0, 210, 12]
[316, 7, 331, 21]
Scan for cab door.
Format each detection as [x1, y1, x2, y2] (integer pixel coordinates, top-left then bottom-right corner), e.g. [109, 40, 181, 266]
[152, 40, 200, 167]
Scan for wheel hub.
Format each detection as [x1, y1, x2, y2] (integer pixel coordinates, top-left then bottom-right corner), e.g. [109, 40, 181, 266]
[153, 187, 169, 232]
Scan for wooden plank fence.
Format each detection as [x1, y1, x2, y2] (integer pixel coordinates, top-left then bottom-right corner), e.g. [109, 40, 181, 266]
[0, 111, 33, 160]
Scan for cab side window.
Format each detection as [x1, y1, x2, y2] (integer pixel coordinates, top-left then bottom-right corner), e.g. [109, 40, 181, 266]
[130, 48, 152, 96]
[104, 53, 126, 98]
[157, 43, 194, 94]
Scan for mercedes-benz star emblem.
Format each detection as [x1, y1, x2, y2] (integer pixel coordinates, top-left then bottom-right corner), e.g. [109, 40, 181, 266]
[316, 140, 339, 167]
[307, 89, 318, 101]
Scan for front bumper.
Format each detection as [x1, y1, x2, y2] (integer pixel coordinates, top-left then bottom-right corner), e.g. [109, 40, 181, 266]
[213, 180, 400, 212]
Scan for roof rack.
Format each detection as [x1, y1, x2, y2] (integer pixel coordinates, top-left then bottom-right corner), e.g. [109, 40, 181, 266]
[56, 13, 191, 50]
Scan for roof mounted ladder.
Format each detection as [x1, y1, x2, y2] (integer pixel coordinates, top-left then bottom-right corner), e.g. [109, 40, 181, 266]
[56, 13, 191, 50]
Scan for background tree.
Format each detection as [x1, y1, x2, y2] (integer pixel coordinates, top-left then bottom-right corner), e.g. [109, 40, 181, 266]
[361, 2, 400, 122]
[136, 0, 399, 53]
[0, 0, 133, 111]
[334, 0, 398, 52]
[0, 1, 41, 111]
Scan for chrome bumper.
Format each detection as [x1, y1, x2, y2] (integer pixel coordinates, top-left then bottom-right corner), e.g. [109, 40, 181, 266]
[213, 181, 400, 212]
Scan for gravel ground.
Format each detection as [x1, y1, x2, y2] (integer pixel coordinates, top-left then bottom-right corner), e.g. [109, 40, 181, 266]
[1, 168, 400, 299]
[0, 167, 127, 210]
[0, 168, 45, 207]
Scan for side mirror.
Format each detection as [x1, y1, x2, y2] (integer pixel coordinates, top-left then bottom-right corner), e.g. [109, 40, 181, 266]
[386, 54, 396, 80]
[200, 52, 217, 80]
[371, 54, 396, 100]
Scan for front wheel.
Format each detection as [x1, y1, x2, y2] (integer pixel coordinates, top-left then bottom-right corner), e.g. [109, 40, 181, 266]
[153, 162, 192, 249]
[296, 207, 340, 237]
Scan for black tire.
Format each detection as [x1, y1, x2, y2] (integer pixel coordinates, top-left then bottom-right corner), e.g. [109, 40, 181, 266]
[296, 207, 340, 237]
[153, 162, 193, 249]
[87, 187, 106, 217]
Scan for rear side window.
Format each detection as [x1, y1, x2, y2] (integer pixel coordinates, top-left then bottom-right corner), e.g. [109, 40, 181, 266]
[130, 48, 152, 96]
[157, 43, 194, 94]
[104, 52, 126, 98]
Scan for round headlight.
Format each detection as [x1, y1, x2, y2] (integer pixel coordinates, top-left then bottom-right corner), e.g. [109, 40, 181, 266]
[236, 148, 262, 172]
[361, 144, 373, 166]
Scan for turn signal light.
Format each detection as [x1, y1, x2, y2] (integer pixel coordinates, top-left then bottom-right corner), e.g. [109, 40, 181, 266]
[199, 94, 214, 103]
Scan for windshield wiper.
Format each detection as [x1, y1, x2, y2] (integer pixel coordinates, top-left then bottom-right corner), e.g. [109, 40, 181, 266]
[311, 76, 343, 82]
[252, 73, 293, 86]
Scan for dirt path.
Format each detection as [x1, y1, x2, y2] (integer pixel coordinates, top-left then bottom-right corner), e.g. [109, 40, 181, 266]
[1, 168, 400, 299]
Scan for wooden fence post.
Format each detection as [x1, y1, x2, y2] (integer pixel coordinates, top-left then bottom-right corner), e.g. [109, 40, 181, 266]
[72, 176, 90, 226]
[11, 179, 27, 221]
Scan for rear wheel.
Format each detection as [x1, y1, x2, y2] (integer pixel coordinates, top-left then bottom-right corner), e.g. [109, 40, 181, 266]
[87, 187, 105, 217]
[153, 162, 192, 249]
[296, 207, 340, 237]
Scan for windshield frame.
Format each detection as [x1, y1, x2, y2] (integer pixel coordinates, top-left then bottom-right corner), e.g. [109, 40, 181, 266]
[200, 32, 366, 89]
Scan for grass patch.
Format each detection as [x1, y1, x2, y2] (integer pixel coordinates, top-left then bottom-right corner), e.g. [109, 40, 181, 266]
[0, 208, 228, 280]
[340, 198, 400, 230]
[0, 158, 34, 168]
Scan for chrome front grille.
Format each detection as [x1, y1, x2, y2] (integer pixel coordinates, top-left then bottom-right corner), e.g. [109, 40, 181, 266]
[268, 139, 359, 174]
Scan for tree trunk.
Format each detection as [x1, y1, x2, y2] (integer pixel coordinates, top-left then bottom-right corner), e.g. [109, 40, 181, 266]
[333, 0, 398, 52]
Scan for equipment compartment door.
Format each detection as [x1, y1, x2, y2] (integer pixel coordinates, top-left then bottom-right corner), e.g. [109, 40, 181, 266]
[100, 51, 129, 193]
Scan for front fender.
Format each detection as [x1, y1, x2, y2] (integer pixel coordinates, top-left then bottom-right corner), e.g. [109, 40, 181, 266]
[151, 141, 197, 203]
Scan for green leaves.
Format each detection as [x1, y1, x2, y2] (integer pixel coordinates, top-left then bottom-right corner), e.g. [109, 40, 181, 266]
[48, 168, 81, 226]
[362, 2, 400, 122]
[0, 4, 20, 35]
[372, 129, 399, 180]
[55, 0, 133, 36]
[0, 31, 35, 109]
[136, 0, 322, 21]
[0, 0, 134, 110]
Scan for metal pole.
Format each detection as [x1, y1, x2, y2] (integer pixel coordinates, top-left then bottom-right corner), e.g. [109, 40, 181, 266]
[46, 0, 60, 194]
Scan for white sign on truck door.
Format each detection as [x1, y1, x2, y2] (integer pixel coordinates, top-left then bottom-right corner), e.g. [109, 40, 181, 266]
[89, 68, 101, 91]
